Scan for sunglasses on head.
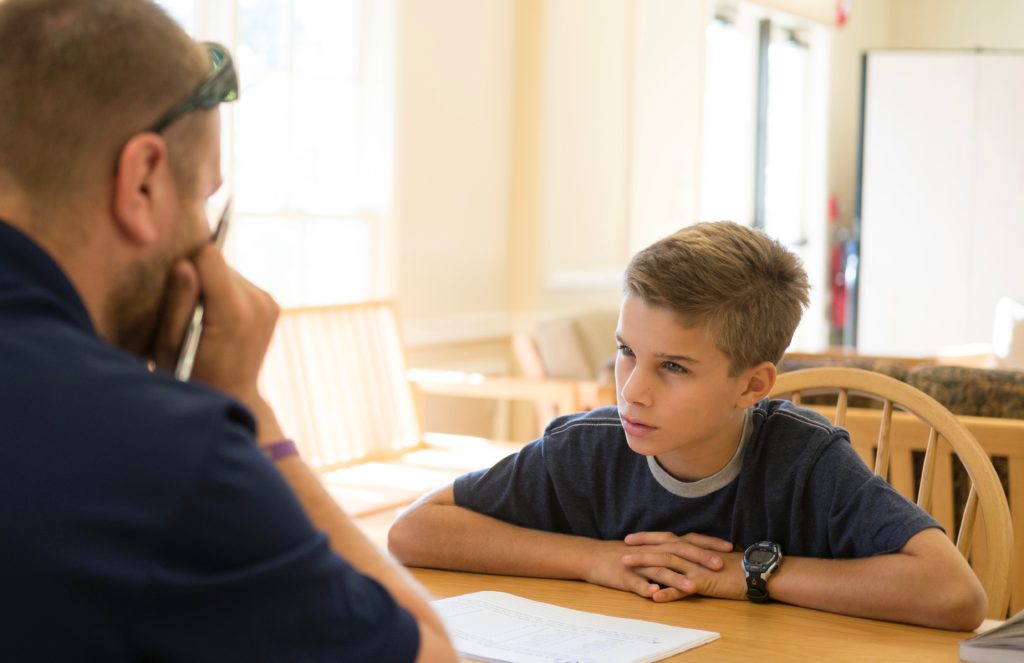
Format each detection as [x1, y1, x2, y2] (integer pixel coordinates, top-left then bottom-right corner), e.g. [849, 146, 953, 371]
[145, 41, 238, 134]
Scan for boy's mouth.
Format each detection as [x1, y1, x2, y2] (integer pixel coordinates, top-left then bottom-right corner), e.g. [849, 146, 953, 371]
[619, 413, 658, 437]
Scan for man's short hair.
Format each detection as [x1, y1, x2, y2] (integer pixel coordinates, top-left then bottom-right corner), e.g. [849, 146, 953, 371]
[0, 0, 209, 215]
[624, 221, 810, 375]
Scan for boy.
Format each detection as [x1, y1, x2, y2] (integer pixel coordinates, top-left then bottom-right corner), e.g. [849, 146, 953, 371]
[389, 222, 986, 631]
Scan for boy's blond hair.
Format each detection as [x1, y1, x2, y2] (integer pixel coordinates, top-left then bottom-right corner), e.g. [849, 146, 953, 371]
[624, 221, 810, 375]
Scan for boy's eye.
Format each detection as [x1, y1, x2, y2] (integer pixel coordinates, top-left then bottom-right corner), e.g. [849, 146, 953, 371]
[617, 344, 635, 357]
[663, 361, 687, 374]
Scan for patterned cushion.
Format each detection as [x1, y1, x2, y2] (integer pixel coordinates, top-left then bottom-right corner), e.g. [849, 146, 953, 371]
[906, 365, 1024, 418]
[778, 357, 911, 408]
[779, 357, 911, 382]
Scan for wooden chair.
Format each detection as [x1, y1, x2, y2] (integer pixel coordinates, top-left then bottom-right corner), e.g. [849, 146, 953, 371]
[259, 301, 594, 517]
[511, 310, 619, 426]
[770, 367, 1014, 619]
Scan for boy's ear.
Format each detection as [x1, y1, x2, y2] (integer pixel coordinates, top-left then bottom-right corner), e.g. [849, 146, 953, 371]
[111, 133, 170, 246]
[736, 361, 777, 408]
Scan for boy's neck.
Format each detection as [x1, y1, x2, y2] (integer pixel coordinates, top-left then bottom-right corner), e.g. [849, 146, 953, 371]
[654, 409, 749, 483]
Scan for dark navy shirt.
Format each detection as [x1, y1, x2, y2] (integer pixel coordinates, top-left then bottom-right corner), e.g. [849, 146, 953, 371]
[0, 220, 418, 662]
[455, 403, 939, 558]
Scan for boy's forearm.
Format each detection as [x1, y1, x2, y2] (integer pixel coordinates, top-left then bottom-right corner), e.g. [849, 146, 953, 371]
[389, 502, 602, 580]
[626, 528, 984, 630]
[769, 549, 985, 631]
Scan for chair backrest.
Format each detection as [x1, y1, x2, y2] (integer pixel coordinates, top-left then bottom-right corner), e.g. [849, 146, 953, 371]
[512, 310, 618, 426]
[770, 367, 1013, 618]
[259, 301, 422, 470]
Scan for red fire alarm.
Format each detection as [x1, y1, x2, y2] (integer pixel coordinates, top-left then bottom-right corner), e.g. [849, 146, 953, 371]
[836, 0, 852, 27]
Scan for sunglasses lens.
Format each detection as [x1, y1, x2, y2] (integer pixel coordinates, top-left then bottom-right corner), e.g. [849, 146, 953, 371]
[210, 46, 228, 70]
[207, 43, 238, 104]
[144, 42, 238, 133]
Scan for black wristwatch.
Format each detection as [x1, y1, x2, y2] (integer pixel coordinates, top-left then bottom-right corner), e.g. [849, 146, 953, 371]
[742, 541, 782, 603]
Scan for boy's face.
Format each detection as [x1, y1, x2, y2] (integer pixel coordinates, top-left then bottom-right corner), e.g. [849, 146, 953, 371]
[614, 294, 755, 480]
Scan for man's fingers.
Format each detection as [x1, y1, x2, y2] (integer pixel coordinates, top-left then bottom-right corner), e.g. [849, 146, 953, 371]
[153, 260, 199, 371]
[189, 244, 236, 324]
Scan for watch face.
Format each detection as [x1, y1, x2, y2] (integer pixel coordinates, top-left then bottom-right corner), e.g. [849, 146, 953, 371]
[747, 549, 776, 565]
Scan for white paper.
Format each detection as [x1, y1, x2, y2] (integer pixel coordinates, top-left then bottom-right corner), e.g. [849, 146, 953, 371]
[432, 590, 719, 663]
[961, 607, 1024, 662]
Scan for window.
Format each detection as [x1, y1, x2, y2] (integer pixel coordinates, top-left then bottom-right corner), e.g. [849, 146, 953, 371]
[156, 0, 393, 306]
[700, 7, 757, 226]
[701, 1, 831, 350]
[762, 26, 812, 247]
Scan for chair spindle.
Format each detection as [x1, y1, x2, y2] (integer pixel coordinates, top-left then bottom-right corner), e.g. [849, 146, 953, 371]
[873, 399, 894, 478]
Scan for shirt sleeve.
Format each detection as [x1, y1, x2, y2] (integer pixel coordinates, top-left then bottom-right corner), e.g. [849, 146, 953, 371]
[453, 437, 576, 534]
[814, 434, 942, 558]
[131, 428, 420, 663]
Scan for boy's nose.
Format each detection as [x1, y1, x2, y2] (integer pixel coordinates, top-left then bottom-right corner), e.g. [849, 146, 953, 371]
[619, 367, 652, 406]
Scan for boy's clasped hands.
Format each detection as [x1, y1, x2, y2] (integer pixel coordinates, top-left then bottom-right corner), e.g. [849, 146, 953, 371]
[589, 532, 743, 602]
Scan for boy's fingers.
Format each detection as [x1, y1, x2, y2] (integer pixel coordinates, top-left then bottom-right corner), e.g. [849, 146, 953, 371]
[623, 551, 712, 572]
[625, 531, 734, 553]
[623, 571, 659, 598]
[635, 566, 695, 596]
[651, 587, 686, 603]
[624, 531, 676, 545]
[624, 547, 722, 571]
[679, 533, 735, 552]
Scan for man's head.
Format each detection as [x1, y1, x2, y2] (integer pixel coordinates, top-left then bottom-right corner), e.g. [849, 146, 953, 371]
[0, 0, 213, 223]
[0, 0, 234, 355]
[623, 221, 810, 376]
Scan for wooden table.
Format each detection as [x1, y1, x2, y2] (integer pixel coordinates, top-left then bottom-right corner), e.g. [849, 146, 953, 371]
[413, 568, 971, 662]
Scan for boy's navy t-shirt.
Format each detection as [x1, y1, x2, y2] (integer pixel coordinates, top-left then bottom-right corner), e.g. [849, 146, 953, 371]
[454, 403, 939, 557]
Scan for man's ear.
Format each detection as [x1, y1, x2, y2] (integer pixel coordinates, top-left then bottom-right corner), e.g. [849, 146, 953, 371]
[736, 361, 777, 408]
[112, 133, 170, 246]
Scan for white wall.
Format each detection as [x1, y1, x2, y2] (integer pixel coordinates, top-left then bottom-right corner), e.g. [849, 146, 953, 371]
[396, 0, 710, 347]
[393, 0, 515, 337]
[533, 0, 632, 310]
[629, 0, 708, 252]
[888, 0, 1024, 50]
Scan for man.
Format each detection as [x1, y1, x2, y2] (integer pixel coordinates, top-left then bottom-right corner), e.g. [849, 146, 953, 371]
[0, 1, 455, 660]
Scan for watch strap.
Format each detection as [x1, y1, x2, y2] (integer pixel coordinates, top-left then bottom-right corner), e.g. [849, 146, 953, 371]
[746, 576, 772, 603]
[743, 541, 781, 603]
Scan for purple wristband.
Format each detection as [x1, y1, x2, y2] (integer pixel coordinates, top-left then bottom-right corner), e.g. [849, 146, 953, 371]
[263, 438, 299, 462]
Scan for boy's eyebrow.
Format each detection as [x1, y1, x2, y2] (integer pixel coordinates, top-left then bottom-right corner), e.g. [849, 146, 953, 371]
[615, 333, 701, 364]
[658, 352, 700, 364]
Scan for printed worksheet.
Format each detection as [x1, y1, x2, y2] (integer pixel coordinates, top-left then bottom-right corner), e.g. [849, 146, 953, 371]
[432, 591, 719, 663]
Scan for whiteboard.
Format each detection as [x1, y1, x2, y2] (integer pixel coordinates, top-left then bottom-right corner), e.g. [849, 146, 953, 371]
[857, 50, 1024, 356]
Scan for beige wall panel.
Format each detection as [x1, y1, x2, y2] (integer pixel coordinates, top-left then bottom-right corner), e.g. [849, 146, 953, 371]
[888, 0, 1024, 49]
[394, 0, 516, 321]
[537, 0, 633, 308]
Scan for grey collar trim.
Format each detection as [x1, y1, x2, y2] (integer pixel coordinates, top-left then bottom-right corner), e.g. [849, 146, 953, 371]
[647, 408, 752, 498]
